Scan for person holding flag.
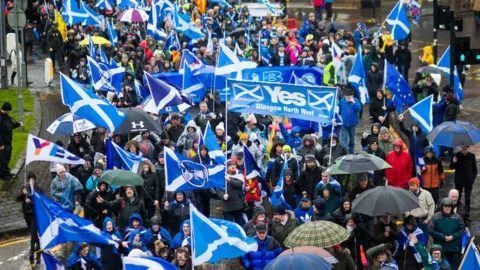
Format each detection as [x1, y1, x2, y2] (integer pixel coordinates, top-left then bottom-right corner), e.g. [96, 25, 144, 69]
[216, 160, 245, 226]
[409, 234, 451, 270]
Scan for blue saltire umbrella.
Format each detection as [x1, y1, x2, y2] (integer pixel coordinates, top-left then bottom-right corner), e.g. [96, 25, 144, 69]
[427, 121, 480, 147]
[46, 112, 96, 134]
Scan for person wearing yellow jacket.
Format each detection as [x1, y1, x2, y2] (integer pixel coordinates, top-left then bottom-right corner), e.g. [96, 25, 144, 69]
[421, 46, 434, 65]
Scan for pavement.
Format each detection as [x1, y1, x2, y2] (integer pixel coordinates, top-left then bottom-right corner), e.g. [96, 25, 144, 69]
[0, 3, 480, 269]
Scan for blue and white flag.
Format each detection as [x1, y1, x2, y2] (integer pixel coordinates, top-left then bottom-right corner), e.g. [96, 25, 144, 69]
[33, 192, 118, 249]
[348, 47, 370, 104]
[209, 0, 232, 7]
[408, 95, 433, 134]
[179, 50, 205, 75]
[182, 61, 205, 101]
[234, 42, 244, 57]
[107, 139, 144, 172]
[42, 252, 65, 270]
[258, 0, 284, 16]
[270, 156, 292, 210]
[290, 72, 312, 86]
[107, 20, 118, 45]
[135, 79, 149, 101]
[461, 238, 480, 269]
[26, 134, 85, 165]
[216, 43, 257, 75]
[87, 56, 125, 93]
[61, 73, 126, 132]
[190, 205, 257, 265]
[243, 145, 263, 180]
[462, 230, 471, 254]
[95, 0, 113, 10]
[62, 0, 89, 25]
[413, 133, 425, 186]
[143, 72, 192, 113]
[81, 1, 103, 26]
[385, 61, 415, 106]
[206, 29, 214, 53]
[175, 10, 204, 40]
[386, 1, 411, 41]
[98, 46, 109, 63]
[204, 121, 226, 165]
[88, 36, 97, 58]
[123, 256, 177, 270]
[147, 0, 167, 40]
[164, 148, 225, 192]
[117, 0, 140, 9]
[437, 46, 464, 100]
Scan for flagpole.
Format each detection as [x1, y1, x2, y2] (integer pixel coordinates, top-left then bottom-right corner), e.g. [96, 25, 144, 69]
[328, 91, 338, 164]
[458, 236, 475, 269]
[189, 205, 196, 270]
[383, 59, 387, 108]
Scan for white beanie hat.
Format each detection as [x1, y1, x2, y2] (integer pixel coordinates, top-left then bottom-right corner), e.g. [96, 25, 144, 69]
[246, 114, 257, 124]
[216, 122, 225, 132]
[56, 164, 66, 174]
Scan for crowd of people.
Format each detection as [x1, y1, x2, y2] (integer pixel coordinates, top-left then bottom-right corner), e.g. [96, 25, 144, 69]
[0, 0, 477, 269]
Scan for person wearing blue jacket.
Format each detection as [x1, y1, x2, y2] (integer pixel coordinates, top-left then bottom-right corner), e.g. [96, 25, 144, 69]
[100, 217, 122, 270]
[242, 223, 283, 270]
[144, 215, 172, 253]
[66, 243, 102, 270]
[279, 122, 302, 149]
[338, 87, 362, 153]
[293, 197, 314, 224]
[123, 229, 149, 256]
[171, 220, 191, 249]
[123, 213, 147, 241]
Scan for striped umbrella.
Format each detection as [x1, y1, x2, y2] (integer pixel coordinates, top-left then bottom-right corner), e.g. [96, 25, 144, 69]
[47, 113, 96, 134]
[119, 8, 149, 23]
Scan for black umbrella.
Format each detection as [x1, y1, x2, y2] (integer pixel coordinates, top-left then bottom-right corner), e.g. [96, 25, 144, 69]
[351, 186, 420, 216]
[115, 107, 161, 134]
[326, 153, 392, 174]
[230, 27, 258, 37]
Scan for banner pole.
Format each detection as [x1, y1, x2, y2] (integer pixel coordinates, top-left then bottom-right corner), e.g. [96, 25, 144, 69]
[328, 90, 338, 165]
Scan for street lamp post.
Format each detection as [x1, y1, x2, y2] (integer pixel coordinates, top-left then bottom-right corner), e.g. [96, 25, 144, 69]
[433, 0, 438, 64]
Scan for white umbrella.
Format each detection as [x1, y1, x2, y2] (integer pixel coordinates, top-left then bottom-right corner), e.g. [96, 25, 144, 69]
[119, 8, 149, 23]
[47, 113, 96, 134]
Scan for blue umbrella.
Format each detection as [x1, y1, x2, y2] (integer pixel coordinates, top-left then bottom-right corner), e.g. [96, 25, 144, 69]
[264, 253, 332, 270]
[46, 112, 96, 134]
[427, 121, 480, 147]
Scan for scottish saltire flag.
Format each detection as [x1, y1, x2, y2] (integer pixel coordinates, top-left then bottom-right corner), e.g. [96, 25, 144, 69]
[107, 139, 144, 172]
[243, 145, 262, 180]
[258, 0, 284, 16]
[106, 20, 118, 45]
[462, 230, 471, 254]
[42, 252, 65, 270]
[26, 134, 85, 165]
[88, 36, 96, 59]
[61, 73, 126, 132]
[331, 42, 343, 75]
[182, 61, 205, 101]
[461, 238, 480, 269]
[81, 1, 103, 26]
[117, 0, 140, 9]
[143, 72, 192, 113]
[385, 61, 415, 106]
[95, 0, 113, 10]
[234, 42, 243, 57]
[270, 156, 292, 210]
[209, 0, 231, 7]
[123, 256, 177, 270]
[258, 40, 271, 66]
[204, 121, 226, 165]
[349, 47, 370, 104]
[98, 46, 109, 63]
[174, 9, 204, 40]
[289, 72, 311, 85]
[206, 29, 214, 53]
[62, 0, 89, 25]
[215, 43, 257, 75]
[135, 79, 149, 101]
[437, 46, 464, 100]
[33, 192, 118, 249]
[147, 0, 167, 40]
[386, 1, 410, 40]
[179, 50, 205, 74]
[87, 56, 125, 92]
[190, 205, 257, 265]
[409, 0, 422, 25]
[413, 133, 425, 186]
[164, 148, 225, 191]
[409, 95, 433, 134]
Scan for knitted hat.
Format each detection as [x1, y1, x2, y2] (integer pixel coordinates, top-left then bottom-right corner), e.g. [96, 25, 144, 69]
[239, 133, 249, 140]
[94, 163, 103, 171]
[379, 126, 389, 135]
[347, 47, 356, 55]
[282, 145, 292, 153]
[1, 102, 12, 111]
[274, 204, 286, 215]
[56, 164, 66, 174]
[408, 177, 420, 187]
[216, 122, 225, 132]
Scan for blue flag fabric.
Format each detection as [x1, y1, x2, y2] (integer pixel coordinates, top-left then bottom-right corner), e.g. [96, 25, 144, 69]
[413, 133, 425, 186]
[182, 61, 206, 102]
[33, 192, 118, 249]
[60, 73, 126, 132]
[290, 72, 312, 85]
[123, 256, 177, 270]
[81, 2, 103, 26]
[204, 121, 226, 165]
[462, 230, 471, 254]
[62, 0, 90, 25]
[87, 56, 125, 92]
[271, 156, 292, 210]
[99, 46, 109, 63]
[179, 50, 205, 74]
[437, 46, 464, 100]
[134, 80, 149, 102]
[385, 61, 415, 106]
[164, 148, 225, 192]
[243, 145, 263, 180]
[42, 252, 65, 270]
[106, 138, 144, 172]
[190, 205, 258, 265]
[258, 39, 271, 66]
[348, 47, 370, 104]
[144, 72, 192, 113]
[117, 0, 140, 9]
[216, 43, 257, 75]
[107, 20, 118, 45]
[461, 239, 480, 269]
[409, 95, 433, 134]
[95, 0, 113, 10]
[88, 37, 96, 59]
[386, 1, 411, 41]
[147, 0, 167, 40]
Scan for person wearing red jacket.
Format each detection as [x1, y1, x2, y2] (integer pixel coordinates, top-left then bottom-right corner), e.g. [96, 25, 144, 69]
[313, 0, 324, 22]
[385, 139, 413, 189]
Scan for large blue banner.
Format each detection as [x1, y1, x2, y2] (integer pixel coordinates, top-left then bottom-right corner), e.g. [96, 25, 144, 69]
[226, 79, 336, 124]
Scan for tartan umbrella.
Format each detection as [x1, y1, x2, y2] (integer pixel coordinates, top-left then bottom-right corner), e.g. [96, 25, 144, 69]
[284, 221, 349, 248]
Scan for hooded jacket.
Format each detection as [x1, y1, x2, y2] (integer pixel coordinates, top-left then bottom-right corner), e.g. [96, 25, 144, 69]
[144, 216, 172, 252]
[298, 163, 322, 200]
[105, 185, 147, 230]
[429, 198, 465, 252]
[16, 183, 44, 215]
[378, 127, 394, 154]
[320, 184, 341, 215]
[385, 139, 413, 189]
[421, 46, 434, 65]
[361, 123, 382, 148]
[100, 217, 123, 270]
[171, 220, 191, 249]
[271, 210, 299, 248]
[168, 191, 191, 236]
[296, 135, 320, 163]
[332, 197, 352, 225]
[242, 235, 282, 270]
[415, 243, 451, 270]
[400, 122, 430, 174]
[422, 155, 445, 189]
[366, 145, 387, 186]
[270, 154, 299, 187]
[177, 120, 201, 156]
[279, 123, 302, 149]
[293, 202, 314, 224]
[124, 213, 147, 241]
[369, 91, 395, 127]
[138, 160, 160, 201]
[84, 180, 115, 225]
[338, 96, 362, 127]
[50, 173, 84, 211]
[243, 206, 272, 237]
[282, 169, 298, 209]
[124, 229, 149, 255]
[367, 63, 384, 97]
[322, 54, 336, 85]
[66, 243, 102, 270]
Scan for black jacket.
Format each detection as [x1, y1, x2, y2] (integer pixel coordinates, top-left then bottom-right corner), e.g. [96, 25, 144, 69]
[318, 143, 348, 166]
[366, 64, 383, 96]
[67, 138, 91, 160]
[444, 100, 459, 122]
[166, 124, 184, 144]
[298, 166, 322, 200]
[85, 188, 115, 227]
[0, 112, 20, 146]
[366, 147, 387, 185]
[16, 185, 44, 215]
[141, 171, 160, 201]
[450, 152, 477, 184]
[394, 47, 412, 69]
[106, 196, 147, 230]
[271, 156, 299, 186]
[216, 173, 245, 212]
[269, 51, 292, 66]
[400, 121, 430, 176]
[369, 93, 395, 127]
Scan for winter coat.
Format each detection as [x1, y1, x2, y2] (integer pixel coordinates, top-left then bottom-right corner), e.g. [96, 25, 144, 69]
[367, 63, 384, 96]
[67, 138, 91, 160]
[338, 97, 362, 127]
[84, 182, 115, 226]
[231, 141, 263, 168]
[378, 133, 394, 155]
[90, 129, 107, 154]
[318, 143, 348, 166]
[50, 173, 84, 211]
[415, 243, 451, 270]
[16, 184, 44, 215]
[394, 47, 412, 70]
[100, 217, 123, 270]
[371, 221, 399, 247]
[320, 185, 341, 215]
[216, 172, 245, 212]
[0, 112, 20, 146]
[361, 123, 382, 148]
[279, 123, 302, 149]
[270, 155, 299, 186]
[153, 140, 176, 161]
[422, 156, 445, 189]
[167, 194, 191, 236]
[369, 93, 395, 127]
[138, 160, 160, 201]
[144, 227, 172, 252]
[296, 135, 320, 164]
[332, 249, 356, 270]
[165, 123, 185, 143]
[242, 235, 282, 270]
[46, 29, 64, 50]
[444, 101, 459, 121]
[450, 151, 478, 185]
[332, 207, 351, 226]
[283, 180, 298, 209]
[400, 122, 430, 169]
[271, 210, 299, 248]
[171, 220, 191, 249]
[298, 165, 322, 200]
[177, 120, 201, 156]
[429, 200, 465, 252]
[66, 244, 102, 270]
[293, 205, 314, 224]
[243, 206, 272, 237]
[343, 225, 371, 270]
[421, 46, 434, 65]
[385, 147, 413, 189]
[366, 146, 387, 185]
[269, 51, 292, 66]
[105, 192, 147, 231]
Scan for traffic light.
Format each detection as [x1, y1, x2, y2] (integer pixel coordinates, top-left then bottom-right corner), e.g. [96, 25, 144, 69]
[456, 49, 480, 65]
[435, 5, 463, 31]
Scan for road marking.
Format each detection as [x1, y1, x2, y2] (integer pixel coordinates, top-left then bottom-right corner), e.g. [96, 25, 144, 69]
[0, 237, 29, 248]
[0, 249, 27, 265]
